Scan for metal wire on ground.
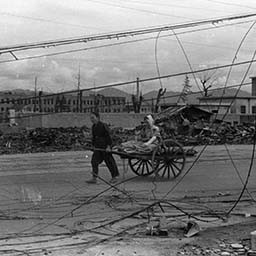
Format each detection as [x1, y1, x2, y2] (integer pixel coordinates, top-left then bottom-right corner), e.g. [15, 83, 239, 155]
[226, 121, 256, 215]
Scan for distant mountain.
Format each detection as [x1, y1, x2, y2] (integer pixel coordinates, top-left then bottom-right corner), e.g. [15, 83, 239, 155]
[143, 90, 181, 105]
[97, 87, 132, 101]
[0, 89, 34, 96]
[0, 87, 251, 104]
[143, 87, 252, 105]
[0, 89, 54, 96]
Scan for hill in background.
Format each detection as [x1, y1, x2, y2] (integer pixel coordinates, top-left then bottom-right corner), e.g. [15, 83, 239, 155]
[0, 86, 252, 105]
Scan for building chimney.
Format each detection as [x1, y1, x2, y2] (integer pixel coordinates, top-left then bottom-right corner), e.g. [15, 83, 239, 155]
[250, 76, 256, 96]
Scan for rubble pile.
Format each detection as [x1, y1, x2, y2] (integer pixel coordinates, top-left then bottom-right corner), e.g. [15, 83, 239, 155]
[0, 122, 255, 155]
[165, 123, 256, 146]
[0, 126, 90, 154]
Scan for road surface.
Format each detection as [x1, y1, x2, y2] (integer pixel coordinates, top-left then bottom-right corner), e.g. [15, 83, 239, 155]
[0, 144, 255, 255]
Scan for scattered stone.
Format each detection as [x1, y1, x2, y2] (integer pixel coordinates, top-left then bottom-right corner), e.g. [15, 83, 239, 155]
[221, 252, 230, 256]
[236, 248, 245, 252]
[248, 250, 256, 256]
[231, 243, 244, 250]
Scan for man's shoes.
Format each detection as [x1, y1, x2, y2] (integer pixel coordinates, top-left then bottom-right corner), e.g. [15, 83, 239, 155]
[109, 176, 119, 184]
[86, 178, 97, 184]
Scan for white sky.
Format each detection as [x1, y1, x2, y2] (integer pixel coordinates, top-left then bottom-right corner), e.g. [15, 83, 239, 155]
[0, 0, 256, 94]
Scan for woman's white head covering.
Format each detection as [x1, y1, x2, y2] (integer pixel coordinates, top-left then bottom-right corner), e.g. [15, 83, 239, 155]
[145, 114, 154, 126]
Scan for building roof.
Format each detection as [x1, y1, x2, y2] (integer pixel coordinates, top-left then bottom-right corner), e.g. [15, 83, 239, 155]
[156, 105, 212, 120]
[199, 96, 256, 100]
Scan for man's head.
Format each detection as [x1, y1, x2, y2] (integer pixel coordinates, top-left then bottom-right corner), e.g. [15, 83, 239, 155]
[90, 112, 100, 124]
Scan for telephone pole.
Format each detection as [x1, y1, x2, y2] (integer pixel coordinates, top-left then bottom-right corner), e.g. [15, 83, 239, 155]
[77, 64, 81, 112]
[34, 76, 37, 112]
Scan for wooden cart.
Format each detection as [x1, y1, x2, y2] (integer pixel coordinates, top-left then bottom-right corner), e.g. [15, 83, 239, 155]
[88, 139, 186, 179]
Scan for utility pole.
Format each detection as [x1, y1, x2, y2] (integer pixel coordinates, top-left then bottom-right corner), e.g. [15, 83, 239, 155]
[136, 77, 140, 104]
[34, 76, 37, 112]
[132, 77, 142, 113]
[93, 80, 99, 113]
[77, 64, 81, 112]
[39, 90, 42, 113]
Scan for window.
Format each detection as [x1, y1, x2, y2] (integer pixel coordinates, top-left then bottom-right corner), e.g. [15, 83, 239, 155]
[240, 105, 246, 114]
[252, 106, 256, 114]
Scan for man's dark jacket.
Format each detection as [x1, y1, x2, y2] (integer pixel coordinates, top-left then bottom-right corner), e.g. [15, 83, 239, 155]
[92, 121, 112, 149]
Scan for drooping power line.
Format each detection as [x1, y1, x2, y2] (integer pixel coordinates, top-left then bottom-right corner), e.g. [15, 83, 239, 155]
[0, 13, 255, 58]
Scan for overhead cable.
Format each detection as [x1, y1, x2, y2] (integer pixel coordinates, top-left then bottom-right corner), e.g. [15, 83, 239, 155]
[0, 13, 255, 56]
[0, 60, 254, 106]
[0, 19, 254, 64]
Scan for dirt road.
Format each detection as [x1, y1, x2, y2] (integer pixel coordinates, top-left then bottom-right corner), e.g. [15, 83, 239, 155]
[0, 144, 255, 255]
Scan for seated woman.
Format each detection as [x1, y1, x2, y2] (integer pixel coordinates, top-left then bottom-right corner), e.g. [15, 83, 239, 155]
[120, 114, 161, 153]
[143, 114, 161, 149]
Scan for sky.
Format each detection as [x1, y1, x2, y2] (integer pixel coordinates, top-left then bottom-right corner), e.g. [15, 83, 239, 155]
[1, 0, 256, 95]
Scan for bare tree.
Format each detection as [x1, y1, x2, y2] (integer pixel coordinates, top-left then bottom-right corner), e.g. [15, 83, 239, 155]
[154, 88, 166, 113]
[198, 69, 220, 97]
[178, 75, 191, 104]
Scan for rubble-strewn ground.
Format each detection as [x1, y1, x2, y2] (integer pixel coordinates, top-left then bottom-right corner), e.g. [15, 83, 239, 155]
[0, 122, 255, 154]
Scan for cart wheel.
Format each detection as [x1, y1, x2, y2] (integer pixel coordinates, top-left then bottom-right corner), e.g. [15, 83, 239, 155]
[152, 139, 185, 179]
[128, 157, 155, 176]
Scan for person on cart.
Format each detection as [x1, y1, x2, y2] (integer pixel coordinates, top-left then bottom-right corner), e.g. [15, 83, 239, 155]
[86, 112, 120, 184]
[120, 114, 161, 153]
